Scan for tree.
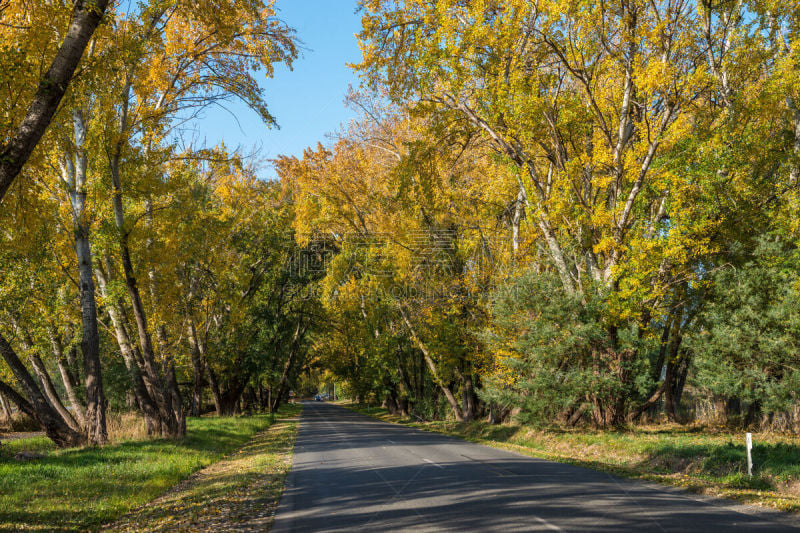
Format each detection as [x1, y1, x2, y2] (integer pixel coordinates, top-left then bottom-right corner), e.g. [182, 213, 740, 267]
[0, 0, 111, 202]
[688, 238, 800, 425]
[279, 97, 503, 421]
[0, 207, 87, 446]
[351, 0, 800, 425]
[0, 0, 300, 445]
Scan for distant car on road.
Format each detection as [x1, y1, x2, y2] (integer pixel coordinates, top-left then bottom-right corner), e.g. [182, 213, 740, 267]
[314, 394, 323, 401]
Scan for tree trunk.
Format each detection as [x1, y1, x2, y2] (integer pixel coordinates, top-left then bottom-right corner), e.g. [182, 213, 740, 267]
[0, 333, 84, 447]
[62, 110, 107, 445]
[95, 266, 163, 436]
[610, 348, 632, 426]
[271, 320, 308, 413]
[630, 312, 685, 423]
[0, 380, 36, 420]
[257, 383, 266, 411]
[77, 214, 108, 444]
[488, 403, 510, 425]
[164, 362, 186, 434]
[191, 330, 222, 416]
[186, 321, 206, 417]
[27, 349, 81, 433]
[190, 368, 203, 417]
[398, 303, 464, 421]
[126, 390, 138, 409]
[218, 384, 247, 416]
[58, 357, 85, 422]
[629, 380, 666, 423]
[11, 325, 80, 432]
[418, 350, 425, 403]
[146, 207, 186, 436]
[511, 185, 526, 252]
[383, 392, 399, 414]
[121, 243, 180, 437]
[49, 330, 87, 427]
[664, 326, 684, 423]
[396, 352, 414, 398]
[663, 360, 679, 422]
[744, 400, 762, 427]
[204, 357, 224, 416]
[110, 202, 182, 437]
[272, 347, 298, 412]
[673, 356, 690, 410]
[0, 391, 12, 423]
[462, 372, 476, 422]
[107, 83, 183, 438]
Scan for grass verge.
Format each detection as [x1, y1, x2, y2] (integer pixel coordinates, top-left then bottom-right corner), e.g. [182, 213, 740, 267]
[107, 405, 300, 532]
[343, 403, 800, 514]
[0, 406, 299, 532]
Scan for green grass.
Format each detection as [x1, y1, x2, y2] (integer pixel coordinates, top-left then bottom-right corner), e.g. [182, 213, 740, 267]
[109, 407, 301, 532]
[343, 403, 800, 513]
[0, 409, 298, 532]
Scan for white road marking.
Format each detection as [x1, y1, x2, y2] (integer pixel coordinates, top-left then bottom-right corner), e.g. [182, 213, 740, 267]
[372, 468, 400, 495]
[533, 516, 563, 532]
[423, 458, 444, 469]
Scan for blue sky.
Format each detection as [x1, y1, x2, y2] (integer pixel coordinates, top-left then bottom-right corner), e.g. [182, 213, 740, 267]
[192, 1, 363, 179]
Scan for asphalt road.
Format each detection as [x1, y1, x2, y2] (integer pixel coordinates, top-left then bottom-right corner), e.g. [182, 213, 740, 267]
[272, 402, 798, 532]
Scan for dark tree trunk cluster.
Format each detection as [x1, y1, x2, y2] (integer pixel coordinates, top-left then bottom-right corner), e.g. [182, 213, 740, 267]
[0, 333, 85, 447]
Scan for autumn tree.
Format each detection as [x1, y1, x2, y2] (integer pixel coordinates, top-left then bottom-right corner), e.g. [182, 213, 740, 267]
[0, 0, 111, 202]
[0, 0, 300, 445]
[352, 0, 800, 425]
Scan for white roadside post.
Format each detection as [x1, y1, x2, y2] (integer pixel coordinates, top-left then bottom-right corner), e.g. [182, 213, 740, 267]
[746, 432, 753, 478]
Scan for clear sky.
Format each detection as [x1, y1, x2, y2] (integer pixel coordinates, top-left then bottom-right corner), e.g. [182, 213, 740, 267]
[192, 1, 363, 179]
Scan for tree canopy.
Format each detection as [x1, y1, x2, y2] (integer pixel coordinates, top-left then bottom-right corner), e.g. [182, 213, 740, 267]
[2, 0, 800, 447]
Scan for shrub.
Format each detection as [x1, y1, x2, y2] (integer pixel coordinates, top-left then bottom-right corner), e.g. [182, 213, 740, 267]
[481, 271, 653, 427]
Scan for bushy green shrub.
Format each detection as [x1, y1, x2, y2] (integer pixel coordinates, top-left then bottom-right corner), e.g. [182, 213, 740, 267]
[481, 270, 652, 426]
[687, 238, 800, 417]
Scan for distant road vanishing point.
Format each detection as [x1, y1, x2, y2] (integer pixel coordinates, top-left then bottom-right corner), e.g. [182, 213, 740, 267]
[271, 402, 798, 532]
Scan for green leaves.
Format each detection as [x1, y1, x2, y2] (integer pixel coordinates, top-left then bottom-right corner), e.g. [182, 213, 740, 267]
[688, 237, 800, 414]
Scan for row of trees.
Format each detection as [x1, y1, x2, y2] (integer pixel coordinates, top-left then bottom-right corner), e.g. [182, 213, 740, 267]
[278, 0, 800, 429]
[4, 0, 800, 447]
[0, 1, 320, 447]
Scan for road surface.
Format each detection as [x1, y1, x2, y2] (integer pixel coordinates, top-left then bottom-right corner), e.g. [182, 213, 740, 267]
[272, 402, 797, 532]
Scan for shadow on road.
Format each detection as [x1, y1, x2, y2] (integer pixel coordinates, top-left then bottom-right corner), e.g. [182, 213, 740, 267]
[273, 402, 798, 532]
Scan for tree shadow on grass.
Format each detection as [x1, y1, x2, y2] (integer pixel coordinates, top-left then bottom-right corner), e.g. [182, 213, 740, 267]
[0, 416, 278, 532]
[107, 420, 297, 532]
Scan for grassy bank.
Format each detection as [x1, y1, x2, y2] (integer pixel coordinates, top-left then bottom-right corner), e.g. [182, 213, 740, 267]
[0, 406, 300, 532]
[108, 408, 300, 532]
[344, 403, 800, 513]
